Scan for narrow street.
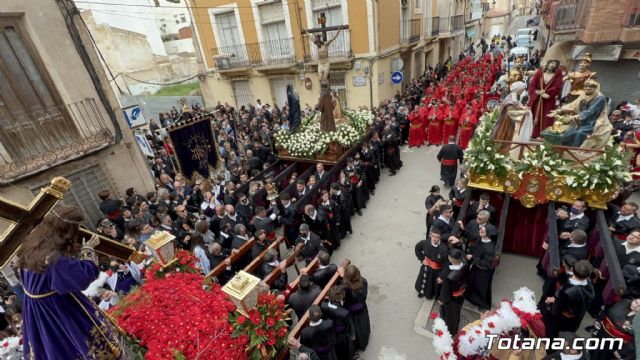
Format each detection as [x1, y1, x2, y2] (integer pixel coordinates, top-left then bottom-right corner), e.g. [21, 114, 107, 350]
[329, 145, 543, 360]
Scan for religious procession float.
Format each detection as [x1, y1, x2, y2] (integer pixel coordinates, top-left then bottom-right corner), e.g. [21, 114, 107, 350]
[423, 52, 636, 359]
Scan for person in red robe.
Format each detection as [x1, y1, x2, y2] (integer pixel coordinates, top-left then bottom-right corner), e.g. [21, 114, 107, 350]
[527, 60, 564, 138]
[442, 102, 457, 144]
[458, 105, 478, 150]
[408, 106, 425, 148]
[426, 102, 443, 145]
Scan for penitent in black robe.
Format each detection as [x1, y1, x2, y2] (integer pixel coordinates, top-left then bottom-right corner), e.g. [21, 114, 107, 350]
[301, 319, 338, 360]
[344, 278, 370, 351]
[439, 264, 469, 335]
[436, 143, 463, 187]
[590, 298, 636, 360]
[321, 301, 355, 360]
[465, 239, 496, 310]
[543, 280, 595, 339]
[414, 240, 448, 299]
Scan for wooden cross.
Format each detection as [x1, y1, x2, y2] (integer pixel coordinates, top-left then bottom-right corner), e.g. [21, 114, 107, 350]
[301, 13, 349, 43]
[0, 177, 145, 269]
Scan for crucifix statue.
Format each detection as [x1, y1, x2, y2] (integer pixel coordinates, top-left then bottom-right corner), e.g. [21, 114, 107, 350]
[0, 177, 145, 270]
[302, 13, 349, 86]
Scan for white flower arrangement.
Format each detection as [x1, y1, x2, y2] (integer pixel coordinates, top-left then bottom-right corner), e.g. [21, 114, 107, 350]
[515, 143, 566, 179]
[431, 317, 455, 360]
[274, 109, 373, 158]
[432, 287, 540, 359]
[562, 139, 632, 191]
[0, 336, 22, 359]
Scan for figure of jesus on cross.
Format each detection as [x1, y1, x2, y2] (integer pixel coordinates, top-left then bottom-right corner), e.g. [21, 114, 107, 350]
[302, 13, 349, 86]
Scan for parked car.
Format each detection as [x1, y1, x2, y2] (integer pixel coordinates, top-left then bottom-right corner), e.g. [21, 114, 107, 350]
[502, 46, 531, 69]
[526, 16, 540, 27]
[515, 28, 535, 47]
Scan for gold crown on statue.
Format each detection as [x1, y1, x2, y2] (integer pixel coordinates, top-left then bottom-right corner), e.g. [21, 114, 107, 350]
[265, 183, 279, 201]
[580, 53, 592, 63]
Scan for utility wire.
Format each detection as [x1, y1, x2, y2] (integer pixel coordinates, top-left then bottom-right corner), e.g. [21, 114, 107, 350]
[75, 0, 299, 10]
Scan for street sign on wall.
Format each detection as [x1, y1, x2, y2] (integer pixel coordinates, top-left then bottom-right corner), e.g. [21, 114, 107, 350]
[123, 105, 146, 128]
[391, 71, 403, 85]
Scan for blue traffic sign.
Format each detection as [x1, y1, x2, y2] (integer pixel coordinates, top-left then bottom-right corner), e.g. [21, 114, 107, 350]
[391, 71, 403, 85]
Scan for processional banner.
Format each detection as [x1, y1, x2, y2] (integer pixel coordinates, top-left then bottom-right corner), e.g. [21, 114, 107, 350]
[167, 117, 219, 181]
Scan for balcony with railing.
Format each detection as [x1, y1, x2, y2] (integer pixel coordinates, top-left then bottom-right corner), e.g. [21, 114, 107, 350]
[451, 15, 464, 33]
[401, 18, 421, 44]
[432, 16, 440, 36]
[0, 98, 116, 183]
[551, 0, 591, 31]
[304, 29, 351, 62]
[438, 16, 451, 34]
[211, 38, 295, 71]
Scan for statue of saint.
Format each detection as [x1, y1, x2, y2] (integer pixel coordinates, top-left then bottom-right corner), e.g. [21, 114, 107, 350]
[527, 60, 564, 137]
[562, 53, 597, 103]
[492, 81, 533, 158]
[549, 79, 612, 150]
[332, 91, 346, 125]
[318, 84, 336, 132]
[305, 28, 345, 85]
[286, 84, 301, 131]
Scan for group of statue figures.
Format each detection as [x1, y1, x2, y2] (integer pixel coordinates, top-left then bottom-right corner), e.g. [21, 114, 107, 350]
[493, 52, 610, 155]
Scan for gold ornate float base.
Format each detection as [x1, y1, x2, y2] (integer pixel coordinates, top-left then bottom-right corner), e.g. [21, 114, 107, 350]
[467, 170, 618, 210]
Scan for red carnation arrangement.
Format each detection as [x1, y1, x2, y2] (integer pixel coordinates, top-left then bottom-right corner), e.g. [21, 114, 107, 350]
[109, 250, 245, 360]
[229, 292, 289, 360]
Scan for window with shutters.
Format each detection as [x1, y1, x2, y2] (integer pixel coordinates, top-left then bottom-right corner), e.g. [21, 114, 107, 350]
[329, 71, 347, 108]
[232, 80, 254, 109]
[0, 19, 80, 163]
[32, 164, 116, 230]
[309, 0, 350, 59]
[258, 1, 293, 62]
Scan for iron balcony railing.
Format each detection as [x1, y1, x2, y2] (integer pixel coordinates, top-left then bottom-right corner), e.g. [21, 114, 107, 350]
[0, 98, 115, 183]
[438, 16, 451, 33]
[553, 0, 591, 31]
[432, 16, 440, 36]
[624, 0, 640, 27]
[401, 18, 421, 44]
[451, 15, 464, 32]
[424, 16, 433, 37]
[211, 37, 295, 70]
[304, 29, 351, 61]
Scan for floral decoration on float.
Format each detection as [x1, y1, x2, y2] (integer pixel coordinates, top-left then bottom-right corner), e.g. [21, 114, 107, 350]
[431, 287, 545, 360]
[274, 109, 374, 158]
[109, 250, 289, 360]
[464, 108, 631, 209]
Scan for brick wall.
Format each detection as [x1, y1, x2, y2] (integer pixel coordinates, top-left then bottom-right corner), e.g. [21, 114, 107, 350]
[178, 26, 193, 39]
[582, 0, 625, 43]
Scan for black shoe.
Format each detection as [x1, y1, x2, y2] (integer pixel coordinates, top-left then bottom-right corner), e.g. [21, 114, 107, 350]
[418, 293, 424, 298]
[357, 210, 363, 216]
[390, 172, 396, 176]
[370, 190, 375, 195]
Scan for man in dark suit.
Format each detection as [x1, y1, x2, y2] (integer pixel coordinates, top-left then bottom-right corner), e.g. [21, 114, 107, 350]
[288, 275, 322, 319]
[609, 202, 640, 240]
[557, 199, 590, 241]
[290, 179, 307, 201]
[467, 193, 496, 223]
[246, 149, 263, 175]
[261, 248, 287, 290]
[314, 163, 329, 183]
[300, 305, 337, 360]
[311, 251, 337, 288]
[278, 193, 299, 246]
[295, 224, 325, 265]
[542, 332, 589, 360]
[558, 229, 588, 260]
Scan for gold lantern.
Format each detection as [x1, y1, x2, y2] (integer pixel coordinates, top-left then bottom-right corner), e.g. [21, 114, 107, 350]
[145, 231, 176, 267]
[222, 270, 261, 315]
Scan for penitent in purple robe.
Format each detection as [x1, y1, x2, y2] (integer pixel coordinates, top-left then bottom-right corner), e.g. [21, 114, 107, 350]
[21, 256, 125, 360]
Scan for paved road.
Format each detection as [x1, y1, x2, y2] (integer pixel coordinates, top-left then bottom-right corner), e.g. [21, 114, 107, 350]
[328, 144, 543, 360]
